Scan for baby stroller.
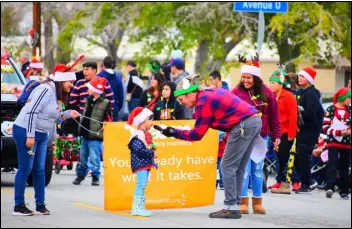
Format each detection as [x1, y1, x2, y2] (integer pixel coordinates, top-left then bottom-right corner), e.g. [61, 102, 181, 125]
[262, 136, 278, 193]
[53, 135, 80, 174]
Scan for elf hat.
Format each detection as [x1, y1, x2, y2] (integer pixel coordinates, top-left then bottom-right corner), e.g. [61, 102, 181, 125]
[29, 58, 44, 70]
[298, 67, 316, 85]
[269, 64, 291, 88]
[127, 107, 154, 126]
[87, 77, 106, 94]
[174, 74, 202, 97]
[49, 55, 84, 82]
[239, 52, 261, 77]
[333, 87, 351, 104]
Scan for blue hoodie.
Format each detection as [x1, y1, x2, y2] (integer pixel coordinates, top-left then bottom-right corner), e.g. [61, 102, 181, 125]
[97, 69, 124, 111]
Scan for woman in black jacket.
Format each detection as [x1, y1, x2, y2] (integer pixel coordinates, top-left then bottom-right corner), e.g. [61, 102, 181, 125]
[153, 81, 184, 120]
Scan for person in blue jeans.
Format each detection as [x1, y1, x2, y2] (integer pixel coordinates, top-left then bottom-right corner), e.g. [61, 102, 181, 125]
[73, 77, 112, 186]
[127, 107, 156, 217]
[12, 62, 81, 216]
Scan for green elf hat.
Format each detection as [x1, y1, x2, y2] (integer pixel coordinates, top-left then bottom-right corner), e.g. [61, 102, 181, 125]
[174, 74, 201, 97]
[269, 64, 291, 88]
[146, 60, 161, 74]
[333, 87, 351, 104]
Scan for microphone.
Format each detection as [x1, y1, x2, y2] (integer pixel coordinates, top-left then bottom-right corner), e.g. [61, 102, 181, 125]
[153, 125, 164, 131]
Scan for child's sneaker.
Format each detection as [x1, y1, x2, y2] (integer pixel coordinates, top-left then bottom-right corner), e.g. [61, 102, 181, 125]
[36, 204, 50, 215]
[12, 203, 34, 216]
[340, 193, 349, 200]
[91, 176, 100, 186]
[73, 176, 85, 185]
[326, 189, 334, 198]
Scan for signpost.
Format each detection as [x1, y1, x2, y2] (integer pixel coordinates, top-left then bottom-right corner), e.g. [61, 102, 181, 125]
[234, 2, 288, 55]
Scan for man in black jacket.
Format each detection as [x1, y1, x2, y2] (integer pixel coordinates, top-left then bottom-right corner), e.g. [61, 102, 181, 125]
[295, 67, 324, 194]
[126, 61, 144, 113]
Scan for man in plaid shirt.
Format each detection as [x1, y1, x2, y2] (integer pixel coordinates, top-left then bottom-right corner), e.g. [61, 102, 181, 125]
[158, 74, 262, 219]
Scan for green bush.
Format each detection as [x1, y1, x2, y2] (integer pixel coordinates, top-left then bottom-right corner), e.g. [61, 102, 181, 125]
[322, 97, 333, 103]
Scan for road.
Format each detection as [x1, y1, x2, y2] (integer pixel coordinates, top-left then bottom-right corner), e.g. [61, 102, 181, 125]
[1, 164, 351, 228]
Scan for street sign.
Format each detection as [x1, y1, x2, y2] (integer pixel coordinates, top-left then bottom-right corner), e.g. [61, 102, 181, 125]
[234, 2, 288, 13]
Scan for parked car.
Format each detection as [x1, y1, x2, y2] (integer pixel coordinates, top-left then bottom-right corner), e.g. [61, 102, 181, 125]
[1, 49, 53, 186]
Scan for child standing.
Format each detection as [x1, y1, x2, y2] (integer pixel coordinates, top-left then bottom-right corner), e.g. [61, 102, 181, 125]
[127, 107, 157, 217]
[73, 77, 112, 186]
[153, 82, 184, 120]
[322, 88, 351, 199]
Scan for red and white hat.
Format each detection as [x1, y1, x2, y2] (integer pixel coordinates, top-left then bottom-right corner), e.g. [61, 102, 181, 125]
[49, 55, 84, 82]
[298, 67, 316, 85]
[127, 107, 153, 126]
[87, 77, 106, 94]
[29, 58, 44, 70]
[239, 53, 261, 77]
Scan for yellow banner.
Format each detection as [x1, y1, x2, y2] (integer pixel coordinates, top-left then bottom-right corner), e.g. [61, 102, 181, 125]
[104, 121, 218, 211]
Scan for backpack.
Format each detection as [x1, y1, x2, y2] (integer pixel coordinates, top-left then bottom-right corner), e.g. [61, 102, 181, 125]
[17, 80, 41, 107]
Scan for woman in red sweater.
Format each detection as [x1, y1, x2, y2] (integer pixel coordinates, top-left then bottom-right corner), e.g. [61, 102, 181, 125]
[269, 68, 298, 194]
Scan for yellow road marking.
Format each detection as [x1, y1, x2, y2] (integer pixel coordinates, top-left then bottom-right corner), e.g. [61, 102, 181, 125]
[73, 202, 150, 220]
[1, 189, 33, 197]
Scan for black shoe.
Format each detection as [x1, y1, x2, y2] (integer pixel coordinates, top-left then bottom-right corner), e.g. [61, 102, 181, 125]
[73, 176, 85, 185]
[309, 181, 318, 190]
[12, 203, 34, 216]
[209, 209, 241, 219]
[295, 185, 312, 194]
[91, 176, 100, 186]
[36, 204, 50, 215]
[340, 193, 349, 200]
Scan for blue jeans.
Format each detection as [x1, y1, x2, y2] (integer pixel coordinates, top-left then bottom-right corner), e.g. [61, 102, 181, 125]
[13, 125, 48, 206]
[216, 157, 223, 187]
[77, 137, 102, 178]
[241, 136, 268, 197]
[134, 170, 150, 197]
[128, 98, 140, 113]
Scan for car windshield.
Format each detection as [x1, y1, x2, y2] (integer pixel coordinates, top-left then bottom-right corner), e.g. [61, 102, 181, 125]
[1, 57, 24, 85]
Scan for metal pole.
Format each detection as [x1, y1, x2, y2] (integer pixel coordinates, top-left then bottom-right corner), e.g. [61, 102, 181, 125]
[32, 2, 41, 58]
[257, 11, 265, 55]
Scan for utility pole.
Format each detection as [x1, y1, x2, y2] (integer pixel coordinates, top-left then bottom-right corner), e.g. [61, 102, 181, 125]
[32, 2, 41, 58]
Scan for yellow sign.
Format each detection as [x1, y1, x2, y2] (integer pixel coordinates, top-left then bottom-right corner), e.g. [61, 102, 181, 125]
[104, 121, 218, 211]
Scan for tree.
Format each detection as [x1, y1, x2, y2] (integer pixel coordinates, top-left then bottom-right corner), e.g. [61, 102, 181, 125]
[267, 2, 351, 70]
[132, 2, 254, 75]
[58, 2, 137, 67]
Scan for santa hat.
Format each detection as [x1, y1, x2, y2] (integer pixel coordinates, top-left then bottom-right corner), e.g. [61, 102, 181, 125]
[333, 87, 351, 104]
[127, 107, 153, 126]
[49, 55, 84, 82]
[239, 52, 261, 77]
[318, 134, 327, 148]
[298, 67, 316, 85]
[87, 77, 106, 94]
[29, 58, 44, 70]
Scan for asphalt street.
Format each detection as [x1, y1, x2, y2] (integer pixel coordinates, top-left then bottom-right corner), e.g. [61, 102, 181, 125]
[1, 163, 351, 228]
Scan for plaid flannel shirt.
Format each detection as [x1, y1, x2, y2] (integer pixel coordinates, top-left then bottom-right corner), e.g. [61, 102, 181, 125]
[174, 88, 258, 141]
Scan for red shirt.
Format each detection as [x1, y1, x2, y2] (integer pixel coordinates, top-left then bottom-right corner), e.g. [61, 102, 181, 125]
[277, 89, 298, 139]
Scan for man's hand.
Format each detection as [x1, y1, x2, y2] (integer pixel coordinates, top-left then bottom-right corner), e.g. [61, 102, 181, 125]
[313, 148, 323, 157]
[342, 129, 351, 136]
[162, 127, 176, 137]
[26, 137, 35, 148]
[70, 110, 81, 119]
[274, 138, 281, 152]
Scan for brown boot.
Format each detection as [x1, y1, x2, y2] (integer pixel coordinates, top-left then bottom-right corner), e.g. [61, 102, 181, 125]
[240, 197, 249, 214]
[271, 182, 291, 194]
[252, 197, 266, 214]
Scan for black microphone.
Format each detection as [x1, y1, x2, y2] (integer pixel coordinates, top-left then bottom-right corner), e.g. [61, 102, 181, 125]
[153, 125, 164, 131]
